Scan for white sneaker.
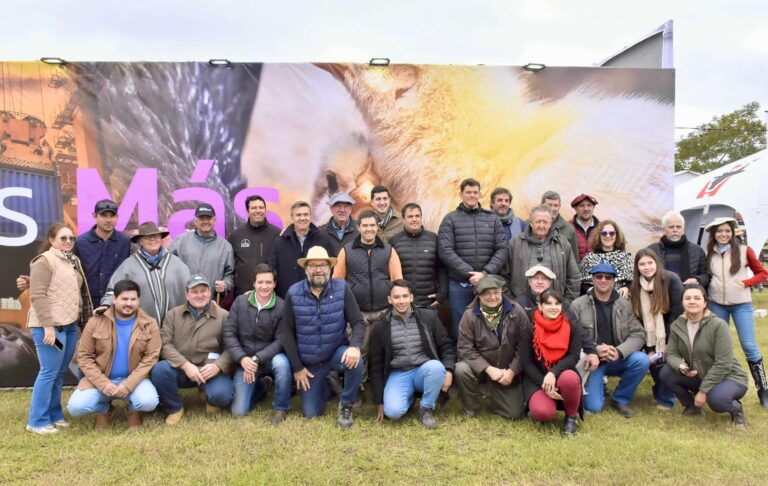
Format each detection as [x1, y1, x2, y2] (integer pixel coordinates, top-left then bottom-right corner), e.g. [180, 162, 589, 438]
[26, 424, 59, 435]
[54, 419, 70, 429]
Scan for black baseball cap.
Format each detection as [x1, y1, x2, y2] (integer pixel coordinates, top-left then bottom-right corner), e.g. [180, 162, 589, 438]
[94, 199, 118, 215]
[195, 203, 216, 217]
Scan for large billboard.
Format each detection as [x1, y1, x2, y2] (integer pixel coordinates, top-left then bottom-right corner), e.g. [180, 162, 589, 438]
[0, 61, 674, 386]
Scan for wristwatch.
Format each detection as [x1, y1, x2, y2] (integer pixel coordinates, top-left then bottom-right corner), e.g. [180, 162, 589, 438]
[251, 355, 261, 365]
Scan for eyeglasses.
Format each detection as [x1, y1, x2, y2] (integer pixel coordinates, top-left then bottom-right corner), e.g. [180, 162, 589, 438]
[600, 230, 616, 237]
[593, 274, 615, 281]
[536, 245, 544, 262]
[308, 263, 330, 270]
[57, 236, 76, 242]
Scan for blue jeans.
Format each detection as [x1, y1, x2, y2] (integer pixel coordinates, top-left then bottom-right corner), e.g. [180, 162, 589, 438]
[709, 301, 762, 362]
[67, 378, 159, 415]
[383, 360, 446, 419]
[231, 353, 292, 416]
[583, 351, 650, 412]
[150, 360, 234, 413]
[27, 324, 78, 428]
[300, 345, 364, 418]
[650, 362, 676, 408]
[448, 280, 475, 342]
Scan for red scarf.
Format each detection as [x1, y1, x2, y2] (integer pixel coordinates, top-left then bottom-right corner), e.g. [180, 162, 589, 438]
[532, 309, 571, 369]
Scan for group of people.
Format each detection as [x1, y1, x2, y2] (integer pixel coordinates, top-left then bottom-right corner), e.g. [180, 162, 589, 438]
[21, 178, 768, 437]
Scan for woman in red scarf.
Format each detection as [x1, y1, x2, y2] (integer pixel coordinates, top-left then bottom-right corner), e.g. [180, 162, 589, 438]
[520, 289, 583, 435]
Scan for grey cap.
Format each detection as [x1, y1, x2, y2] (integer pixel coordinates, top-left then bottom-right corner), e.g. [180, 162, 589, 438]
[327, 192, 356, 206]
[186, 274, 210, 289]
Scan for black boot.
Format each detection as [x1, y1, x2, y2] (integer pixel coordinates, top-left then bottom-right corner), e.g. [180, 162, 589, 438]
[562, 415, 578, 436]
[747, 359, 768, 408]
[730, 401, 747, 428]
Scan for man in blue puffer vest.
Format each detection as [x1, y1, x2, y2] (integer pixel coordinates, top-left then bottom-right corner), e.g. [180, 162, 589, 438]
[279, 246, 365, 428]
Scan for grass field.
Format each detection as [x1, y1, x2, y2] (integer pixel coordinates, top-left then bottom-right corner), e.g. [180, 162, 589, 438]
[3, 296, 768, 485]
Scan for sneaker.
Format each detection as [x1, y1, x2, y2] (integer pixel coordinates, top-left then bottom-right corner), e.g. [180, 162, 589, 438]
[730, 402, 747, 428]
[165, 408, 185, 425]
[54, 419, 71, 429]
[655, 404, 673, 413]
[338, 403, 354, 429]
[461, 408, 478, 418]
[269, 410, 287, 425]
[26, 424, 58, 435]
[610, 399, 633, 418]
[562, 415, 578, 436]
[95, 405, 114, 431]
[418, 407, 439, 429]
[682, 405, 703, 416]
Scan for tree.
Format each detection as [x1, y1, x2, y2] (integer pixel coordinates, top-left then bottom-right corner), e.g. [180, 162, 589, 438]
[675, 101, 766, 173]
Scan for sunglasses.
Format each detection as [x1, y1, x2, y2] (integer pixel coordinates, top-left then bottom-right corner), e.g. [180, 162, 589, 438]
[600, 230, 616, 237]
[593, 274, 615, 281]
[308, 263, 330, 270]
[58, 236, 76, 242]
[536, 245, 544, 262]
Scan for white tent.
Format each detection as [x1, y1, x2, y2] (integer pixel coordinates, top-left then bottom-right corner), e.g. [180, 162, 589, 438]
[675, 149, 768, 252]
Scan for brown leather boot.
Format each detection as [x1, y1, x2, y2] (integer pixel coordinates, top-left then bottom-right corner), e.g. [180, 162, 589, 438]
[126, 411, 143, 429]
[95, 405, 114, 431]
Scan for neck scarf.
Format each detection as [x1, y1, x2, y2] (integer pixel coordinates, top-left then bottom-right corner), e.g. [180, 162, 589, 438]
[480, 302, 503, 330]
[639, 277, 666, 352]
[497, 208, 514, 226]
[139, 246, 166, 268]
[375, 207, 394, 230]
[532, 309, 570, 369]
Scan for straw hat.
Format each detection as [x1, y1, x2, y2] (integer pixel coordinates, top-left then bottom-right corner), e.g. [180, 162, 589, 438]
[297, 246, 338, 268]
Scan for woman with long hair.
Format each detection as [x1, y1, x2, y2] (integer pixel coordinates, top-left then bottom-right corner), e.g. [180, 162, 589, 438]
[630, 248, 683, 410]
[26, 223, 93, 434]
[660, 285, 749, 427]
[705, 217, 768, 408]
[579, 220, 633, 297]
[520, 289, 582, 435]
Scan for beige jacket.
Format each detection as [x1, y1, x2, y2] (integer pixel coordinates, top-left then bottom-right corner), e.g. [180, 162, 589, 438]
[76, 308, 161, 392]
[160, 301, 232, 372]
[27, 249, 85, 328]
[708, 246, 751, 305]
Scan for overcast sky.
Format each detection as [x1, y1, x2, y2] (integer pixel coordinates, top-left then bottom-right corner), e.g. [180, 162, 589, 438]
[1, 0, 765, 137]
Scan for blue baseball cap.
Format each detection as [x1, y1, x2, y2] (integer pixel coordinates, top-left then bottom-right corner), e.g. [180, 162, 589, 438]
[589, 262, 618, 276]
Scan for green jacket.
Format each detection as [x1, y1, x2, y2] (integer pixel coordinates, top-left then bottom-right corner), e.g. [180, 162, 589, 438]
[666, 313, 749, 393]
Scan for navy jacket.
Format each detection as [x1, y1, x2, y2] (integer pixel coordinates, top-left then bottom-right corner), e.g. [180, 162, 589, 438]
[268, 223, 336, 298]
[279, 279, 365, 369]
[74, 226, 131, 304]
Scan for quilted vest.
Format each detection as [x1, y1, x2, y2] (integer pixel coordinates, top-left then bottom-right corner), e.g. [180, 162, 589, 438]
[27, 249, 81, 327]
[708, 245, 751, 305]
[344, 240, 392, 312]
[288, 278, 348, 365]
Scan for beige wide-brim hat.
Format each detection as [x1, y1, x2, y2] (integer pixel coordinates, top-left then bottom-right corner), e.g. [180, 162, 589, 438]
[297, 246, 338, 268]
[704, 217, 737, 232]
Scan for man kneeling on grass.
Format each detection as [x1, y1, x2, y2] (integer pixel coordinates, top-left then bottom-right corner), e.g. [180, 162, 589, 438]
[223, 264, 292, 425]
[369, 280, 455, 428]
[67, 279, 161, 430]
[455, 275, 528, 419]
[279, 246, 365, 428]
[150, 275, 234, 425]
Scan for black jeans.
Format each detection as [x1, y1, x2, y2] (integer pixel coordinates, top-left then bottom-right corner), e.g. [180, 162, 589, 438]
[659, 365, 746, 413]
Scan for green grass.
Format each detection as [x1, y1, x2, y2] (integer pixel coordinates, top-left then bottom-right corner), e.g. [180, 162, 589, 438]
[3, 296, 768, 485]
